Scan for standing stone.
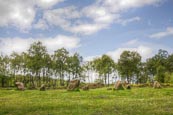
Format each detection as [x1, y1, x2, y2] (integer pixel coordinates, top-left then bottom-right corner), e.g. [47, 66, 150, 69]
[114, 81, 125, 90]
[123, 81, 131, 90]
[153, 81, 161, 89]
[126, 84, 131, 89]
[15, 82, 25, 90]
[82, 85, 89, 91]
[40, 84, 46, 91]
[67, 79, 80, 91]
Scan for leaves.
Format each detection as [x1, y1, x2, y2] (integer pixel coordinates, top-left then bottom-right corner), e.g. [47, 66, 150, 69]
[117, 51, 141, 83]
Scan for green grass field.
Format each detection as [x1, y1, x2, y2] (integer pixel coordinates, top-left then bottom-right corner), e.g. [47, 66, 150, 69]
[0, 87, 173, 115]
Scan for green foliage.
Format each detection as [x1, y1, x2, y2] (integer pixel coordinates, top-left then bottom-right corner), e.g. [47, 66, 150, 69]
[117, 51, 141, 83]
[146, 49, 168, 76]
[0, 74, 9, 87]
[155, 65, 166, 83]
[131, 83, 150, 87]
[92, 55, 115, 85]
[170, 73, 173, 83]
[164, 72, 171, 83]
[166, 54, 173, 72]
[27, 41, 48, 74]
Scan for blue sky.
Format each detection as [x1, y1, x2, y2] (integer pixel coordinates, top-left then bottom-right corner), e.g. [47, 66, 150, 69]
[0, 0, 173, 62]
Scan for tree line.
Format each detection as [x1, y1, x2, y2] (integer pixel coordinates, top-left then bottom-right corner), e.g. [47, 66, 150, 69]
[0, 41, 173, 88]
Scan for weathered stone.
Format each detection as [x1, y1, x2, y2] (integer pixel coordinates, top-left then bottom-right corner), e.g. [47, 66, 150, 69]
[153, 81, 161, 89]
[126, 84, 131, 89]
[67, 79, 80, 91]
[114, 81, 125, 90]
[123, 81, 128, 86]
[82, 85, 89, 91]
[40, 84, 46, 91]
[15, 82, 25, 90]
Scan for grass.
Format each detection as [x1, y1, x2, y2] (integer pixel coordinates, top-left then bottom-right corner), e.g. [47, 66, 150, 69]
[0, 87, 173, 115]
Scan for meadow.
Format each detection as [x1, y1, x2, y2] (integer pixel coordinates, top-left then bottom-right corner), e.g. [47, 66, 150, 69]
[0, 87, 173, 115]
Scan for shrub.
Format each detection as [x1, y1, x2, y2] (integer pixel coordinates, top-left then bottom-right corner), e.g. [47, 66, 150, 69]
[88, 83, 104, 89]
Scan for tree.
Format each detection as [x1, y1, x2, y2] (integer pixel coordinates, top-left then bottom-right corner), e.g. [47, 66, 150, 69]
[10, 52, 22, 82]
[66, 53, 83, 85]
[71, 53, 83, 79]
[52, 48, 69, 86]
[166, 54, 173, 73]
[42, 54, 52, 84]
[137, 62, 149, 83]
[155, 65, 166, 83]
[93, 55, 115, 86]
[146, 49, 169, 83]
[0, 55, 10, 87]
[82, 61, 93, 83]
[146, 57, 157, 77]
[117, 51, 141, 83]
[101, 55, 115, 86]
[27, 41, 48, 87]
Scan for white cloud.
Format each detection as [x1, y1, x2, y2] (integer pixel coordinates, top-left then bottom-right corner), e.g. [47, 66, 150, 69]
[123, 39, 139, 46]
[107, 45, 153, 62]
[43, 35, 80, 53]
[84, 36, 173, 63]
[0, 0, 35, 30]
[43, 6, 81, 30]
[82, 0, 161, 34]
[101, 0, 162, 12]
[68, 23, 108, 35]
[36, 0, 64, 9]
[84, 45, 153, 62]
[84, 55, 101, 62]
[149, 27, 173, 39]
[41, 0, 161, 35]
[0, 0, 64, 31]
[0, 35, 80, 55]
[84, 38, 166, 62]
[0, 0, 162, 34]
[118, 17, 141, 26]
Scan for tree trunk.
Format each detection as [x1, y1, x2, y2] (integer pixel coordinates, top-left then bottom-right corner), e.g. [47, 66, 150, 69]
[104, 74, 107, 85]
[38, 73, 41, 87]
[127, 76, 130, 84]
[108, 73, 109, 87]
[88, 71, 90, 83]
[30, 74, 35, 88]
[43, 69, 45, 84]
[67, 72, 71, 87]
[1, 76, 5, 87]
[62, 72, 65, 86]
[54, 79, 57, 88]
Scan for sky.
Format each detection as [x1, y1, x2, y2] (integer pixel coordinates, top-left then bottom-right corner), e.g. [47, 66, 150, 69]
[0, 0, 173, 62]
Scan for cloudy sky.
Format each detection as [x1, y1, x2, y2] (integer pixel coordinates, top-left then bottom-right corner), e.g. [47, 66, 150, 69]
[0, 0, 173, 62]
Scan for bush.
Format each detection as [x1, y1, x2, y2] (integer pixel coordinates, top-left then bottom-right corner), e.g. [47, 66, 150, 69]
[131, 83, 149, 87]
[170, 84, 173, 87]
[88, 83, 104, 89]
[56, 86, 67, 89]
[161, 83, 170, 87]
[164, 72, 171, 83]
[170, 73, 173, 83]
